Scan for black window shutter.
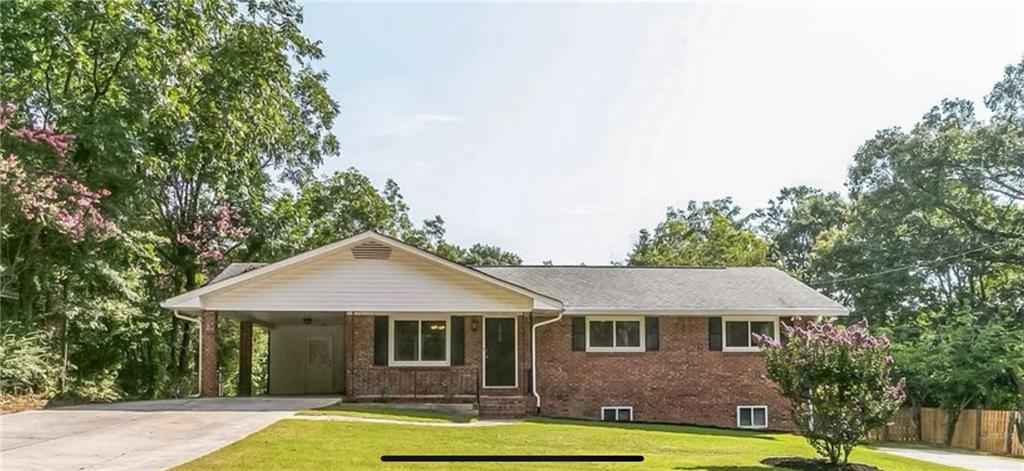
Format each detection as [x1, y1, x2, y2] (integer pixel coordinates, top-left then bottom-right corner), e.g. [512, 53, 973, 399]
[645, 316, 659, 351]
[451, 316, 465, 365]
[779, 316, 793, 345]
[571, 317, 585, 351]
[373, 316, 388, 365]
[708, 316, 723, 351]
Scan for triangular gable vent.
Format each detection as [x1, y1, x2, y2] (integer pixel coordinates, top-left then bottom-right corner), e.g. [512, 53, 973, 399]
[351, 240, 392, 260]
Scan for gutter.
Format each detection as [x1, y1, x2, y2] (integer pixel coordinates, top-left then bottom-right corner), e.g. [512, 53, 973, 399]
[531, 311, 564, 413]
[172, 311, 202, 397]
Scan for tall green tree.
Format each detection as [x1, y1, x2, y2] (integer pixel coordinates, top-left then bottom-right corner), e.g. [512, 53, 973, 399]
[1, 0, 338, 397]
[246, 169, 522, 266]
[890, 306, 1022, 445]
[754, 186, 846, 282]
[628, 199, 771, 267]
[807, 58, 1024, 428]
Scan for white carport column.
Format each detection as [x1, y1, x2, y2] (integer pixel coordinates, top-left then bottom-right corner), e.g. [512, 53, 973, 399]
[200, 311, 219, 397]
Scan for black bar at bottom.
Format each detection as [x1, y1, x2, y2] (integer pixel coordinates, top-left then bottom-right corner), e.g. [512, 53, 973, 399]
[381, 455, 643, 462]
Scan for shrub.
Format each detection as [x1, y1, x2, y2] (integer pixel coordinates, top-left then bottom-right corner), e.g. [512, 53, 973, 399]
[0, 323, 57, 395]
[758, 319, 905, 465]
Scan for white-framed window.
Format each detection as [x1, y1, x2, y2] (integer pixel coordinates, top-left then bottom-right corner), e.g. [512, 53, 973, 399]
[723, 317, 778, 352]
[601, 406, 633, 422]
[586, 316, 644, 352]
[737, 405, 768, 429]
[389, 315, 450, 366]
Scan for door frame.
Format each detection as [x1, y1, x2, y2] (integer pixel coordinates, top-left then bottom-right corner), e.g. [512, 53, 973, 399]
[481, 315, 518, 389]
[304, 335, 334, 394]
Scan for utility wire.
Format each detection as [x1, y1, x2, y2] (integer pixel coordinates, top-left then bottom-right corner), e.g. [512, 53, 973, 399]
[809, 240, 1012, 287]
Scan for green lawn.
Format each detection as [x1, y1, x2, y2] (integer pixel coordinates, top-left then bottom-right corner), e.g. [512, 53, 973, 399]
[296, 402, 475, 423]
[176, 418, 964, 470]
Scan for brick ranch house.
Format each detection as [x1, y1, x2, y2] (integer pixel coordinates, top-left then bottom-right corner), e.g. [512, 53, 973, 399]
[162, 231, 847, 429]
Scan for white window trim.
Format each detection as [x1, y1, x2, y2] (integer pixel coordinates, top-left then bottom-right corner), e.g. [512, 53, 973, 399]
[723, 317, 779, 352]
[388, 314, 451, 367]
[482, 315, 519, 389]
[585, 316, 645, 352]
[600, 406, 634, 422]
[737, 405, 769, 429]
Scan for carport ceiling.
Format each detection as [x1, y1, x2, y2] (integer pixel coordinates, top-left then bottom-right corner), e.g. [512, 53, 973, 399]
[218, 311, 346, 327]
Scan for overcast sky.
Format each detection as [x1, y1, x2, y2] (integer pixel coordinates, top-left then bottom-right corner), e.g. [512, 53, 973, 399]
[301, 2, 1024, 264]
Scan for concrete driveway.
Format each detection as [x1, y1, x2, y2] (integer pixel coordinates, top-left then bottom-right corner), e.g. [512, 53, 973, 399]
[875, 446, 1024, 471]
[0, 396, 338, 471]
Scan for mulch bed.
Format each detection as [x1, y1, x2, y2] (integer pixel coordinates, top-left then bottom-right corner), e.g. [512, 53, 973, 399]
[762, 457, 882, 471]
[0, 394, 48, 414]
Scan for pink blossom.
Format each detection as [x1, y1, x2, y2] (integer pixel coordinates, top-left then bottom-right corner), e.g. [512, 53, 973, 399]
[173, 203, 251, 266]
[0, 103, 116, 242]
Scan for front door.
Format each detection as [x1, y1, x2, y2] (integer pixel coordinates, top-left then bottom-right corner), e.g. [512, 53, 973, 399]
[305, 337, 333, 394]
[484, 317, 517, 388]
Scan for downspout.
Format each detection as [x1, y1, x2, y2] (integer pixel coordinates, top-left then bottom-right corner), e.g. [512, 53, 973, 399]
[173, 310, 202, 397]
[531, 311, 564, 413]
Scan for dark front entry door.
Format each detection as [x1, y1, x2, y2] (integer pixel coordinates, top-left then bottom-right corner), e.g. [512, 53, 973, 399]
[484, 317, 516, 387]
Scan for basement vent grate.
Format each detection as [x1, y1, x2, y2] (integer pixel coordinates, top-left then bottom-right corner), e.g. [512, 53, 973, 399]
[351, 241, 392, 260]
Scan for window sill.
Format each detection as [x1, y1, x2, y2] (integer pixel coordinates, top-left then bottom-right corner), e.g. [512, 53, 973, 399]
[722, 347, 763, 353]
[585, 347, 645, 353]
[722, 351, 763, 357]
[583, 350, 647, 356]
[387, 362, 451, 368]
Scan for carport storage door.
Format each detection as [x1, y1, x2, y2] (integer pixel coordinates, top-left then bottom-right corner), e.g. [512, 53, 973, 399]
[269, 325, 343, 394]
[305, 337, 333, 394]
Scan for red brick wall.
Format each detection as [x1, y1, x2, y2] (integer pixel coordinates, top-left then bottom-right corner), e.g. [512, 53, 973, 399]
[200, 311, 218, 397]
[533, 316, 793, 430]
[345, 314, 531, 401]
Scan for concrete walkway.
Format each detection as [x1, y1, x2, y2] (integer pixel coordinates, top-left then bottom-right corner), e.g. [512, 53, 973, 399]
[0, 397, 338, 471]
[292, 414, 516, 427]
[875, 446, 1024, 471]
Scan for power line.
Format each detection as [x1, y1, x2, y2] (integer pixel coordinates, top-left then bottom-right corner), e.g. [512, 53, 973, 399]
[809, 240, 1012, 287]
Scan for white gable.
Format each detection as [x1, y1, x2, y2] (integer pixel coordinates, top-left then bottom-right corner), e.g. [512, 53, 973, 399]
[162, 232, 561, 313]
[203, 246, 531, 312]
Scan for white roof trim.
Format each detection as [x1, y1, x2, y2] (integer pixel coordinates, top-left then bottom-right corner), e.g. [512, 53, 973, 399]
[564, 307, 848, 316]
[160, 231, 564, 311]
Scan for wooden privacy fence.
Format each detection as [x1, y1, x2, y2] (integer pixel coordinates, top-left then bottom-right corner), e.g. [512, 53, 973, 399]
[866, 407, 1024, 457]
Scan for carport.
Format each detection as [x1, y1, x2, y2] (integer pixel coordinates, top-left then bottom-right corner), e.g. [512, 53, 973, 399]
[159, 232, 559, 400]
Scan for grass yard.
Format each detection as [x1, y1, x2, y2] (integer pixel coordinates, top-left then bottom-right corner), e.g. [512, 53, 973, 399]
[176, 417, 964, 470]
[296, 402, 475, 423]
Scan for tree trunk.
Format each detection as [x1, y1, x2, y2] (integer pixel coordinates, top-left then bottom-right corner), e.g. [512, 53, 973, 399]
[911, 399, 923, 442]
[170, 266, 198, 376]
[1013, 372, 1024, 446]
[17, 227, 43, 322]
[177, 327, 191, 373]
[944, 402, 968, 446]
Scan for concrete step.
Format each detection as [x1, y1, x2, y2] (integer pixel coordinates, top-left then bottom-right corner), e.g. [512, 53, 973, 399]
[478, 396, 529, 419]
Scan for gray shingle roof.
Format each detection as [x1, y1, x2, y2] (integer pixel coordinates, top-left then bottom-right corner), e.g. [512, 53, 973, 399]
[209, 263, 267, 284]
[476, 266, 847, 314]
[210, 261, 846, 314]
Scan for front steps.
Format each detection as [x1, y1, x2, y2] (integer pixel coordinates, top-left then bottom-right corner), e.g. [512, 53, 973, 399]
[478, 395, 529, 419]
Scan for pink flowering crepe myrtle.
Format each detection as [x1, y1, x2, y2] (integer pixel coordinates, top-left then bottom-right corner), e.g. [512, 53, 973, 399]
[174, 203, 251, 270]
[754, 318, 906, 465]
[0, 104, 117, 241]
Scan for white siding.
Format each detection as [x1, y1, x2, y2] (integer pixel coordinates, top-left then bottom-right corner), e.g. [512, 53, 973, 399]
[269, 324, 344, 394]
[203, 247, 531, 312]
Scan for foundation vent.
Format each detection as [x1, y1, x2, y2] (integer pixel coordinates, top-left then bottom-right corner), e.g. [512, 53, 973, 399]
[351, 241, 392, 260]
